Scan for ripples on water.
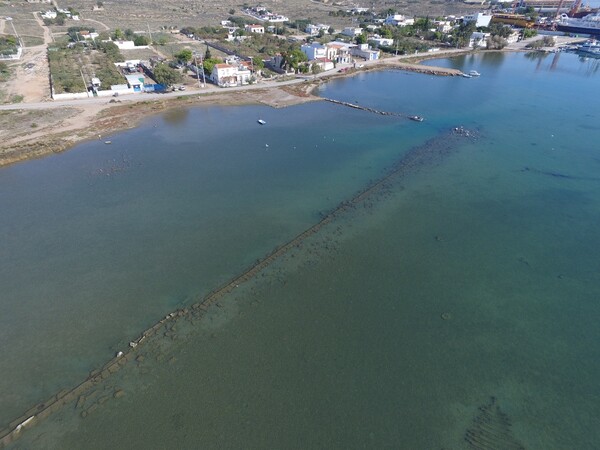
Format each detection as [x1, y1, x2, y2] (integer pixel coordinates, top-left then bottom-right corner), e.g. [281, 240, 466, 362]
[2, 52, 600, 449]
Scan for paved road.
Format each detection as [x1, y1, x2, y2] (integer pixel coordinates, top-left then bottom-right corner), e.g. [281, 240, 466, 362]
[0, 49, 470, 112]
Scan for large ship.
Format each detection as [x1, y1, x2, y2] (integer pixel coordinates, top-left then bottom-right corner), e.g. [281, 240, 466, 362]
[557, 12, 600, 36]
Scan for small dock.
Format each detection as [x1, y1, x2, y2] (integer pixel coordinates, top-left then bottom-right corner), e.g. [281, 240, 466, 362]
[323, 98, 421, 121]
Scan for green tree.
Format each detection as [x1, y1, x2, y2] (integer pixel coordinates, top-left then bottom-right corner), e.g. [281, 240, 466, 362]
[175, 48, 193, 63]
[356, 33, 367, 44]
[522, 28, 538, 39]
[113, 28, 125, 40]
[451, 22, 476, 48]
[414, 17, 431, 32]
[153, 63, 183, 86]
[134, 35, 149, 46]
[281, 48, 308, 72]
[205, 45, 212, 60]
[97, 41, 124, 61]
[488, 23, 512, 38]
[487, 35, 507, 50]
[252, 56, 264, 71]
[380, 27, 393, 38]
[201, 57, 221, 75]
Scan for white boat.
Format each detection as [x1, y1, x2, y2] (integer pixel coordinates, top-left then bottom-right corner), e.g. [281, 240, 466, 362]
[469, 70, 481, 77]
[577, 40, 600, 56]
[461, 73, 473, 78]
[257, 119, 266, 125]
[409, 115, 424, 122]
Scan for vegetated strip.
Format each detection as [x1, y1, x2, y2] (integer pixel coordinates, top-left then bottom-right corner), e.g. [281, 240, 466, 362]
[0, 126, 476, 448]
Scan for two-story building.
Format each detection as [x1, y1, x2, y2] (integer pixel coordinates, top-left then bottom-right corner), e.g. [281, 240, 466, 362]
[210, 62, 253, 87]
[350, 43, 380, 61]
[326, 41, 354, 64]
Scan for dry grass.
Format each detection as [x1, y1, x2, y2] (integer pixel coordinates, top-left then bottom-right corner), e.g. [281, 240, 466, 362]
[32, 0, 485, 34]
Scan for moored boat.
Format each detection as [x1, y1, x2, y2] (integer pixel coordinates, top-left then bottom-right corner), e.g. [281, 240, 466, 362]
[577, 39, 600, 55]
[257, 119, 266, 125]
[409, 115, 424, 122]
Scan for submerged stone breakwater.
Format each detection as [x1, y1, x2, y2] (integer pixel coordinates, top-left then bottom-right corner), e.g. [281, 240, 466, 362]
[0, 126, 479, 448]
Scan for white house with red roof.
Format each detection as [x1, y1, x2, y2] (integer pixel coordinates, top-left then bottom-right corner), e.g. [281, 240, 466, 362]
[245, 24, 265, 33]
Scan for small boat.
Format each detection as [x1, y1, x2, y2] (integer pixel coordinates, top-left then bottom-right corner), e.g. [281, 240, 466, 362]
[104, 140, 112, 144]
[257, 119, 266, 125]
[461, 73, 472, 78]
[409, 115, 424, 122]
[469, 70, 480, 77]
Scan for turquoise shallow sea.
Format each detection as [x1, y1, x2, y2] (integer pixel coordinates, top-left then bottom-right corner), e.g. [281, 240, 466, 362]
[2, 51, 600, 448]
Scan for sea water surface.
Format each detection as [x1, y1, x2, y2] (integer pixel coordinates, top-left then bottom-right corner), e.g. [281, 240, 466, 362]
[2, 51, 600, 449]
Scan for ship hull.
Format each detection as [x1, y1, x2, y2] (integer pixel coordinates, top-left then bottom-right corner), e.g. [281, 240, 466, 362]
[556, 24, 600, 37]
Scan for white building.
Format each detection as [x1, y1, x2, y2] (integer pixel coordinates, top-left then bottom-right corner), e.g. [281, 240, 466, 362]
[326, 42, 354, 64]
[384, 14, 415, 27]
[506, 31, 520, 44]
[342, 27, 363, 37]
[41, 10, 57, 19]
[305, 23, 330, 36]
[301, 42, 327, 60]
[125, 74, 145, 92]
[369, 37, 394, 47]
[210, 62, 253, 87]
[434, 20, 453, 33]
[113, 40, 136, 50]
[311, 58, 334, 71]
[350, 43, 380, 61]
[468, 32, 490, 48]
[463, 13, 492, 28]
[245, 24, 264, 34]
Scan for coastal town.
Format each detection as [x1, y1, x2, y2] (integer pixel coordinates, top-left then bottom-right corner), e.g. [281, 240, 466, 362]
[0, 0, 598, 165]
[1, 0, 600, 448]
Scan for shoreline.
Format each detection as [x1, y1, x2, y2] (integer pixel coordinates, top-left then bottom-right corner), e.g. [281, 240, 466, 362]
[0, 50, 471, 169]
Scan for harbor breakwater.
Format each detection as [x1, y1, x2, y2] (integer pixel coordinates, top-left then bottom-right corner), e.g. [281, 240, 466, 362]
[0, 125, 479, 448]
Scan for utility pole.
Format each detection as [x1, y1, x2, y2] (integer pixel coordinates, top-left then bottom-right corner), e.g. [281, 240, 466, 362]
[147, 23, 153, 44]
[194, 55, 205, 87]
[80, 68, 90, 97]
